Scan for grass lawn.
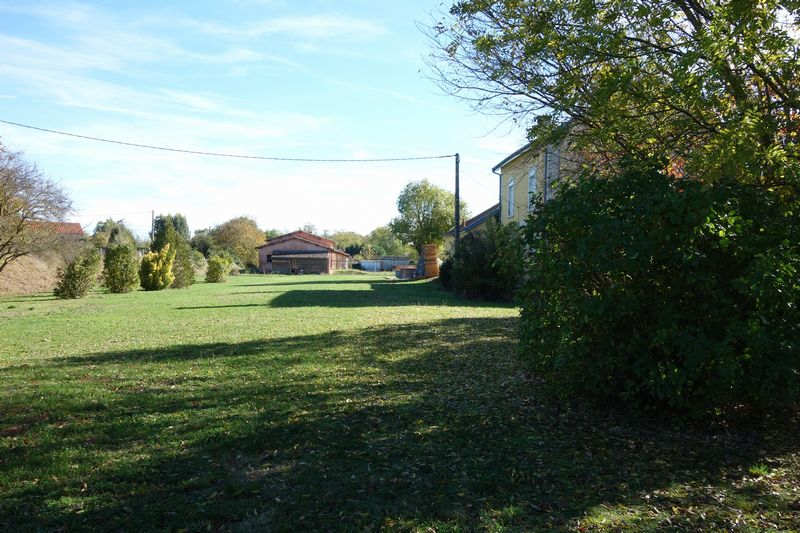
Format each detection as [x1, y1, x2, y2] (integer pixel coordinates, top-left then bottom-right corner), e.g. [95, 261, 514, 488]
[1, 274, 798, 531]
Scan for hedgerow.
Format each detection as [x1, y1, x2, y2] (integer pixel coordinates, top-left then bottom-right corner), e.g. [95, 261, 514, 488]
[520, 165, 799, 412]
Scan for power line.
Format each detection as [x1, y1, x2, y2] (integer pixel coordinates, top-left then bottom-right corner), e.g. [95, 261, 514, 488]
[0, 118, 456, 163]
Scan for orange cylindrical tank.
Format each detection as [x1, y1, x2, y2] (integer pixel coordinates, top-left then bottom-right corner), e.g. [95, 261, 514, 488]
[422, 243, 439, 278]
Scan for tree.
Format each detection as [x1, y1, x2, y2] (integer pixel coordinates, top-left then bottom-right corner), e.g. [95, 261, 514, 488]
[54, 248, 101, 299]
[210, 216, 264, 268]
[364, 226, 413, 258]
[103, 244, 139, 293]
[190, 229, 215, 258]
[300, 223, 317, 235]
[430, 1, 800, 184]
[329, 231, 365, 254]
[140, 243, 175, 291]
[152, 214, 194, 288]
[389, 180, 467, 253]
[91, 219, 136, 248]
[0, 144, 71, 274]
[205, 255, 231, 283]
[152, 214, 189, 242]
[264, 229, 282, 241]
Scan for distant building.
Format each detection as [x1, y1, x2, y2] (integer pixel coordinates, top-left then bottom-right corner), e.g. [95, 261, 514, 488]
[444, 203, 500, 248]
[256, 231, 351, 274]
[31, 221, 85, 239]
[358, 256, 412, 272]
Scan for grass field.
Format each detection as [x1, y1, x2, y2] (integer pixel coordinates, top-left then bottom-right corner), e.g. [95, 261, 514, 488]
[1, 274, 798, 531]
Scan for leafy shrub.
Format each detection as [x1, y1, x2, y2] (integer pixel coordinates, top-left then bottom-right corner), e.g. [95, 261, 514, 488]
[103, 244, 139, 293]
[170, 240, 195, 289]
[190, 250, 207, 277]
[54, 248, 101, 299]
[205, 255, 230, 283]
[447, 218, 523, 300]
[439, 257, 453, 289]
[139, 244, 175, 291]
[520, 165, 800, 412]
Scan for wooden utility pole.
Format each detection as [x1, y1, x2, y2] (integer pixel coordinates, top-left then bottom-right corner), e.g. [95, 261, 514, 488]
[454, 153, 461, 250]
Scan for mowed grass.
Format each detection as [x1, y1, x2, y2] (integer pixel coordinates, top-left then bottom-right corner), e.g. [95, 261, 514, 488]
[1, 274, 798, 532]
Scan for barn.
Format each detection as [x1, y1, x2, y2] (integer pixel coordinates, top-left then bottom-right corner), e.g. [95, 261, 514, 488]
[256, 231, 351, 274]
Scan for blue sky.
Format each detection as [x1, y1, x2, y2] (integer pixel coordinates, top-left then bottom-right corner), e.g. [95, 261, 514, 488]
[0, 1, 526, 238]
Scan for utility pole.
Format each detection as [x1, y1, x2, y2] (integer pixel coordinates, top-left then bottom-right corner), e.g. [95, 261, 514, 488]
[454, 153, 461, 251]
[150, 210, 154, 242]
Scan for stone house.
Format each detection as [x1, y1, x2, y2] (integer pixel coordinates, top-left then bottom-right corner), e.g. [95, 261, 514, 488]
[493, 137, 580, 225]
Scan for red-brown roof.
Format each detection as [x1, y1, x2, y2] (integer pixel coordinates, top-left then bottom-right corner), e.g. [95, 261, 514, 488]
[258, 231, 332, 249]
[31, 221, 85, 236]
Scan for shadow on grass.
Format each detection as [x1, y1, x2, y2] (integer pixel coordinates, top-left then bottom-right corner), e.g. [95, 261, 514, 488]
[1, 318, 797, 532]
[177, 280, 508, 310]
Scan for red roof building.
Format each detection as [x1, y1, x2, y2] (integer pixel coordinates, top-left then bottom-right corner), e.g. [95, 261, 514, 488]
[256, 231, 350, 274]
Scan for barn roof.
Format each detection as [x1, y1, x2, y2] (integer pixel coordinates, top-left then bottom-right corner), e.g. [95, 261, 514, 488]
[31, 221, 85, 236]
[256, 230, 351, 257]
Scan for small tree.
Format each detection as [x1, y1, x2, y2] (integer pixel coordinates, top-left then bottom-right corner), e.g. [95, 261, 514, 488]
[103, 244, 139, 293]
[91, 219, 136, 249]
[170, 240, 195, 288]
[389, 180, 466, 254]
[54, 248, 101, 299]
[205, 255, 230, 283]
[209, 216, 264, 268]
[0, 144, 72, 275]
[139, 244, 175, 291]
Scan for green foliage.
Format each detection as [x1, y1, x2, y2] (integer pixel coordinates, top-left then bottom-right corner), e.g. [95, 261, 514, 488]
[139, 244, 175, 291]
[54, 248, 101, 299]
[170, 240, 195, 289]
[519, 165, 800, 412]
[264, 228, 282, 241]
[205, 255, 230, 283]
[390, 180, 467, 253]
[439, 256, 453, 289]
[364, 226, 415, 259]
[190, 230, 215, 258]
[91, 219, 136, 248]
[153, 214, 189, 243]
[329, 231, 364, 255]
[151, 216, 179, 253]
[102, 244, 139, 293]
[209, 217, 264, 267]
[190, 249, 207, 276]
[434, 1, 800, 184]
[446, 218, 522, 300]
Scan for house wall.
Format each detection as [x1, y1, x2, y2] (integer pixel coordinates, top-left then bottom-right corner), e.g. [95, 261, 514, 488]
[258, 238, 328, 273]
[498, 138, 579, 225]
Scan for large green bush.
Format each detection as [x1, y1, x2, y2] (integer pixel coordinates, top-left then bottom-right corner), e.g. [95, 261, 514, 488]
[170, 240, 195, 289]
[103, 244, 139, 293]
[139, 244, 175, 291]
[520, 165, 799, 412]
[446, 218, 523, 300]
[205, 255, 230, 283]
[54, 248, 102, 299]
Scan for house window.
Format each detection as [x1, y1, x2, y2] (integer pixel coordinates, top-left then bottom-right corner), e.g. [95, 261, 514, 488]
[507, 179, 515, 217]
[528, 166, 537, 212]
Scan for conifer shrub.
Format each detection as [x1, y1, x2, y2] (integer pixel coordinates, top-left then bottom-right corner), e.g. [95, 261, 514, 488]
[103, 244, 139, 293]
[170, 240, 195, 288]
[205, 255, 230, 283]
[139, 244, 175, 291]
[520, 165, 800, 412]
[54, 248, 102, 299]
